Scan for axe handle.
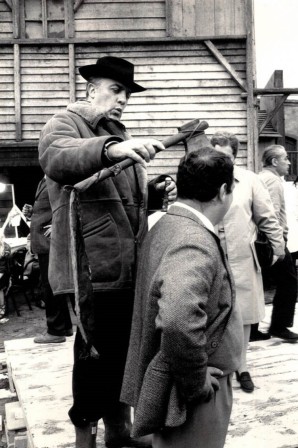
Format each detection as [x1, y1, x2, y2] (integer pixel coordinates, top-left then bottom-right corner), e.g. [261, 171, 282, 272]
[72, 121, 208, 191]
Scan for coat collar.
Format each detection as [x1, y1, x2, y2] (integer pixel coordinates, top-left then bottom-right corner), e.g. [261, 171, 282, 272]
[167, 204, 214, 233]
[67, 100, 127, 132]
[173, 201, 214, 233]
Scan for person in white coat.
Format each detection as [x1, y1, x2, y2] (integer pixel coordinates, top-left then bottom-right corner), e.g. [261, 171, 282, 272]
[211, 132, 285, 393]
[283, 175, 298, 258]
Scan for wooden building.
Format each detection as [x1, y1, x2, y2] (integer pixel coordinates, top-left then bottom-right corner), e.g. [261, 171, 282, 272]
[0, 0, 256, 209]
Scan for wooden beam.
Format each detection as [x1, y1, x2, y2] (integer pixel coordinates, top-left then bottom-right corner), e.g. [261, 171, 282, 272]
[42, 0, 47, 38]
[14, 44, 22, 142]
[245, 0, 257, 171]
[254, 88, 298, 96]
[12, 0, 20, 38]
[69, 44, 76, 103]
[66, 0, 75, 38]
[204, 39, 247, 92]
[258, 95, 289, 135]
[74, 0, 84, 13]
[4, 0, 12, 10]
[165, 0, 172, 37]
[0, 35, 247, 46]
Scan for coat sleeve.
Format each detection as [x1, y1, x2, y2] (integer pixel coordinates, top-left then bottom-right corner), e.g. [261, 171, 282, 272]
[154, 235, 216, 402]
[38, 113, 122, 185]
[252, 175, 285, 256]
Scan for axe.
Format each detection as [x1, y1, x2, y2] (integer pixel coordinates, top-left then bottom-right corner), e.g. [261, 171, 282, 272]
[73, 118, 209, 192]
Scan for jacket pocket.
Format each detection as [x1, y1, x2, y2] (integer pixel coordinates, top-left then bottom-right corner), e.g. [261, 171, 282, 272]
[83, 214, 121, 282]
[132, 353, 186, 438]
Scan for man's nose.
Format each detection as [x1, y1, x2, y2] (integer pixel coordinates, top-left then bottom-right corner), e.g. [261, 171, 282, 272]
[117, 91, 127, 104]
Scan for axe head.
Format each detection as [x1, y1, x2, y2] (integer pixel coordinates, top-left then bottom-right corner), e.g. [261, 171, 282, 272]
[185, 132, 212, 154]
[178, 119, 211, 153]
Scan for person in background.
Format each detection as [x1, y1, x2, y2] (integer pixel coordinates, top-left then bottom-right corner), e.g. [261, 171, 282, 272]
[121, 148, 243, 448]
[259, 145, 298, 342]
[38, 56, 177, 448]
[283, 175, 298, 262]
[22, 176, 73, 344]
[211, 132, 285, 393]
[0, 229, 11, 320]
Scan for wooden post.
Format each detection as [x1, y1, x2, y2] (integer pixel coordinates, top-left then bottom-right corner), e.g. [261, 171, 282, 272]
[69, 44, 76, 103]
[245, 0, 257, 171]
[12, 0, 20, 38]
[14, 44, 22, 142]
[65, 0, 75, 39]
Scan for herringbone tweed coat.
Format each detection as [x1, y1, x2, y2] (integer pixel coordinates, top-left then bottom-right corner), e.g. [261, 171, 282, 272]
[121, 205, 238, 437]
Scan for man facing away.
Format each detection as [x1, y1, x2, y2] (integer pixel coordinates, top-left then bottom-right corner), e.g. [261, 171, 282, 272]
[38, 55, 176, 448]
[22, 176, 74, 343]
[259, 145, 298, 342]
[121, 148, 243, 448]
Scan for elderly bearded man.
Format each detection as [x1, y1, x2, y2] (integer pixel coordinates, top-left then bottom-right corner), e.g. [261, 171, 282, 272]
[38, 56, 177, 448]
[121, 148, 243, 448]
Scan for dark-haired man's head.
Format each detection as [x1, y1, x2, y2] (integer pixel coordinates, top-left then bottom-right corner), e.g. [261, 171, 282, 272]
[176, 147, 234, 225]
[210, 131, 239, 161]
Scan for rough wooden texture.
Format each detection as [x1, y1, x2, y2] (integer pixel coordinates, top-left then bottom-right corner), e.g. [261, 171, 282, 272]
[0, 38, 248, 171]
[168, 0, 247, 37]
[74, 0, 166, 39]
[3, 304, 298, 448]
[4, 337, 76, 448]
[0, 0, 13, 39]
[226, 303, 298, 447]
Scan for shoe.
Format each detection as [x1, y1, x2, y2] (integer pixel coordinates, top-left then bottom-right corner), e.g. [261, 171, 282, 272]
[34, 333, 66, 344]
[250, 330, 271, 342]
[105, 435, 152, 448]
[236, 371, 254, 393]
[65, 329, 73, 337]
[269, 327, 298, 342]
[35, 300, 46, 309]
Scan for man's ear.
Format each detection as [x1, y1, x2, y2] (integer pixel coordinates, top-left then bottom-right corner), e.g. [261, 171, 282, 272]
[87, 82, 95, 99]
[272, 157, 278, 167]
[218, 183, 227, 202]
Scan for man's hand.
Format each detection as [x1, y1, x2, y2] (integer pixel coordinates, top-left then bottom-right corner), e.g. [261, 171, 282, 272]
[200, 366, 223, 402]
[106, 138, 165, 168]
[22, 204, 33, 219]
[155, 178, 177, 205]
[43, 225, 52, 238]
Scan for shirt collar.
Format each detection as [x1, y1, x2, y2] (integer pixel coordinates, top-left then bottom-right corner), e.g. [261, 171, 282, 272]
[173, 201, 215, 233]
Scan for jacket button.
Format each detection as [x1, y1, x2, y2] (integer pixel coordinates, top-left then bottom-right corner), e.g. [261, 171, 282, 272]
[211, 341, 218, 348]
[121, 196, 128, 204]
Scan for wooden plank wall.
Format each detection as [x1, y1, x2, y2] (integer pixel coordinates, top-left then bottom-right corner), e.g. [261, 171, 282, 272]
[0, 0, 250, 175]
[0, 0, 13, 39]
[21, 46, 70, 140]
[0, 39, 247, 176]
[168, 0, 246, 37]
[76, 40, 247, 176]
[0, 45, 15, 140]
[74, 0, 167, 39]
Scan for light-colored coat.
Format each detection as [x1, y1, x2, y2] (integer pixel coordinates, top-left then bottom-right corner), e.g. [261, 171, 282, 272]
[217, 166, 284, 324]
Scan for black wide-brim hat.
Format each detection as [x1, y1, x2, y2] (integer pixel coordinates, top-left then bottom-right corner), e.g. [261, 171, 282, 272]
[79, 56, 146, 93]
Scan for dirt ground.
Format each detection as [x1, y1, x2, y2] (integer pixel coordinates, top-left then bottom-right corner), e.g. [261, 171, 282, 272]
[0, 294, 76, 352]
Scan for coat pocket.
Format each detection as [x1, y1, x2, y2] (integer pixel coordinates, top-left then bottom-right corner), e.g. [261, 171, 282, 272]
[132, 353, 187, 438]
[83, 214, 121, 282]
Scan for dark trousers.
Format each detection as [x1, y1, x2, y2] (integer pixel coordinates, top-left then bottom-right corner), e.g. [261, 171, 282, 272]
[153, 374, 233, 448]
[69, 290, 134, 427]
[38, 253, 73, 336]
[270, 247, 297, 330]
